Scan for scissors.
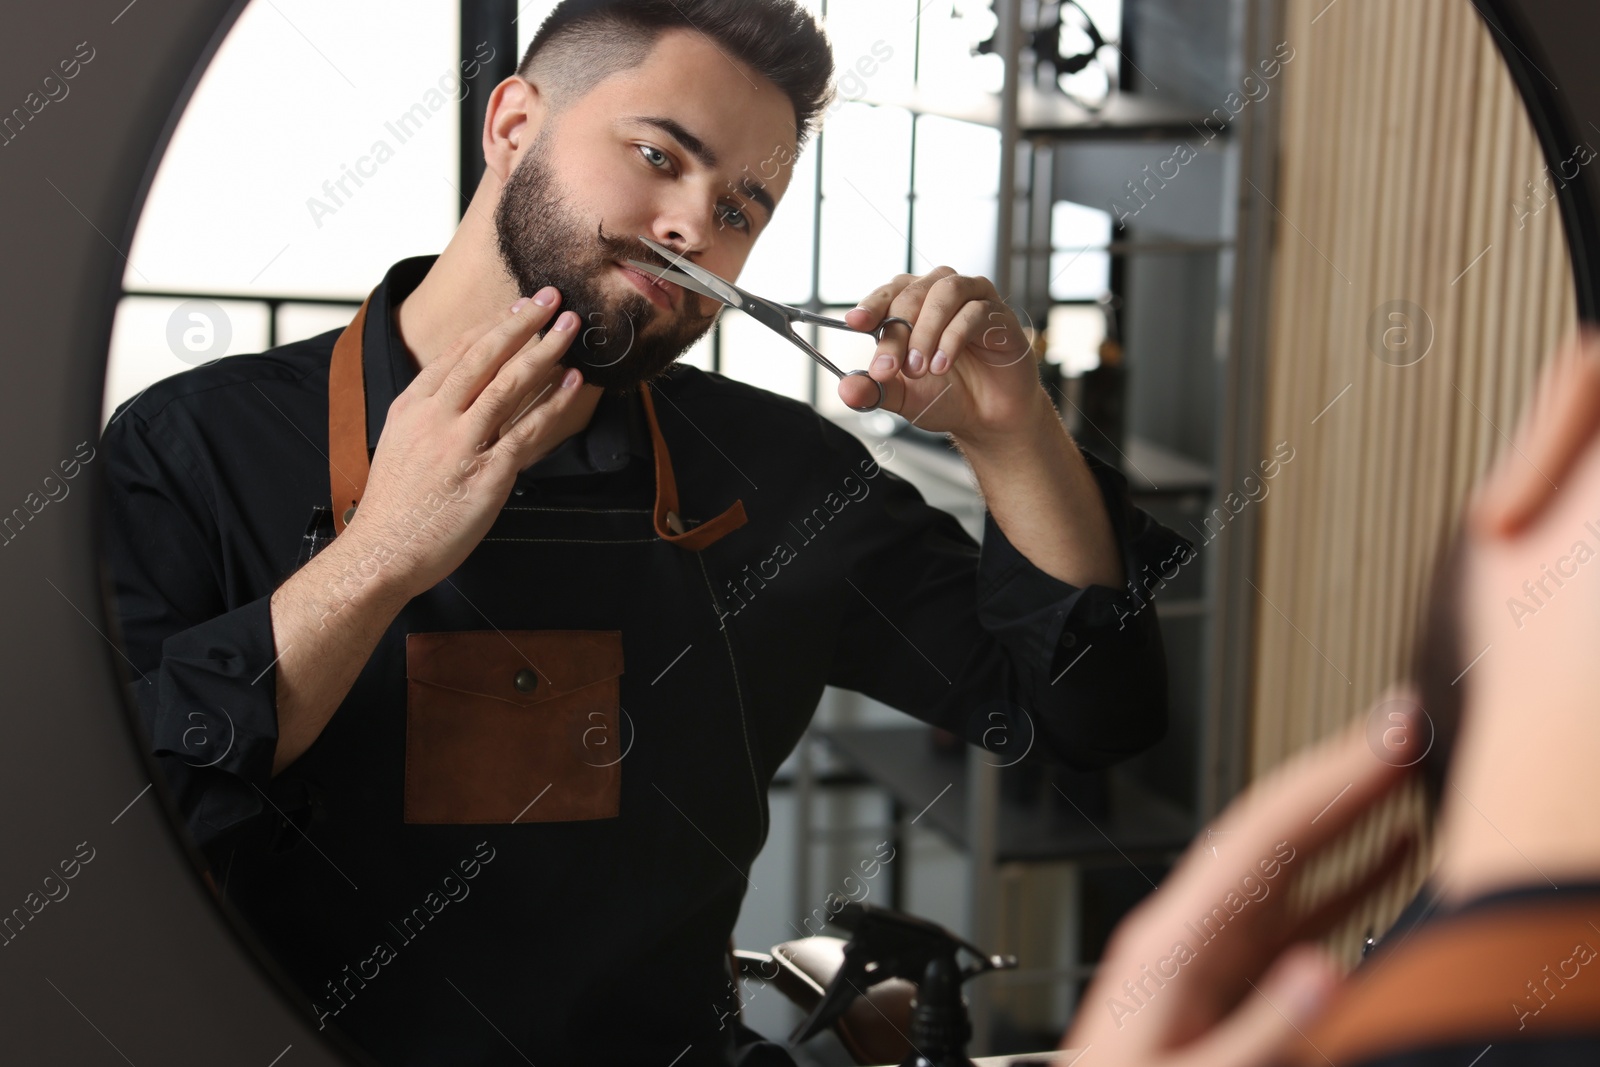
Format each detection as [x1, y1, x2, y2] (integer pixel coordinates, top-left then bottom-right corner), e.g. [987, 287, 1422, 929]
[625, 235, 912, 413]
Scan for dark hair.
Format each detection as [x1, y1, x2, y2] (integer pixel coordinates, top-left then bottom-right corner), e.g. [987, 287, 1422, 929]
[519, 0, 834, 147]
[1410, 530, 1468, 817]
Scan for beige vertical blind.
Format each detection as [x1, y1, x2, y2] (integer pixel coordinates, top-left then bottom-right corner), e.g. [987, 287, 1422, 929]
[1248, 0, 1577, 952]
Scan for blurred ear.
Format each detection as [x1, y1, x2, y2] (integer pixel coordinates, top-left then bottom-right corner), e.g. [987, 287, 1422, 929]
[1468, 327, 1600, 540]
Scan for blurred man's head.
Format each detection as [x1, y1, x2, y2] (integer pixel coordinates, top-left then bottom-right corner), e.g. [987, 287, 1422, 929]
[487, 0, 833, 393]
[1411, 334, 1600, 849]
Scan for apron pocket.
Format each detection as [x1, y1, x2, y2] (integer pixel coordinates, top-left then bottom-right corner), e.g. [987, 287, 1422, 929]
[403, 630, 624, 825]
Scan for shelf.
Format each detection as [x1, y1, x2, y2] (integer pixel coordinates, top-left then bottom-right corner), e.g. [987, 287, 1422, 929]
[858, 83, 1230, 142]
[1116, 436, 1213, 495]
[838, 417, 1213, 499]
[816, 726, 1195, 865]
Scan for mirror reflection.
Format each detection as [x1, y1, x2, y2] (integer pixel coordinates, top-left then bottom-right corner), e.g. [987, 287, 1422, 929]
[97, 1, 1580, 1065]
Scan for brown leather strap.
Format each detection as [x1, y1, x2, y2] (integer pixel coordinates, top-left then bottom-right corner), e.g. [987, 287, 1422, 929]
[1283, 897, 1600, 1065]
[325, 298, 745, 550]
[639, 381, 747, 550]
[328, 297, 372, 536]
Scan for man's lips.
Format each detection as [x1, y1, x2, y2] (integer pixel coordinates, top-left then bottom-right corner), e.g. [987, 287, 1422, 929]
[618, 262, 680, 311]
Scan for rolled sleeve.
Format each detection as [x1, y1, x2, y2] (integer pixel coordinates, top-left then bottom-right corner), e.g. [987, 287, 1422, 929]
[976, 449, 1195, 766]
[103, 405, 281, 853]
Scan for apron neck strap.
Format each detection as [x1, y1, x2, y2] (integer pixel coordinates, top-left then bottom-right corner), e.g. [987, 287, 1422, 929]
[326, 299, 746, 551]
[328, 297, 372, 536]
[639, 381, 747, 550]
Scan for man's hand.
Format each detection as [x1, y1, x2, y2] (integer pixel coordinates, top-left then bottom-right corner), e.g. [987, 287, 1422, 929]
[841, 267, 1044, 447]
[267, 290, 602, 775]
[1058, 708, 1419, 1067]
[841, 267, 1124, 589]
[344, 287, 603, 602]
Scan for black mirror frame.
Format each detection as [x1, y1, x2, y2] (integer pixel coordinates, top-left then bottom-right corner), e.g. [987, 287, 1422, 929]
[0, 1, 1595, 1062]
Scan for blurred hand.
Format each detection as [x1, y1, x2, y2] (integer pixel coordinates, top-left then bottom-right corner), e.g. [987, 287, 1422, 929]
[1056, 711, 1418, 1067]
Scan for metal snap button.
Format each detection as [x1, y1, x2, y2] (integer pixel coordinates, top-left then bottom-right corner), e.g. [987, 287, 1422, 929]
[513, 668, 538, 693]
[1060, 632, 1077, 649]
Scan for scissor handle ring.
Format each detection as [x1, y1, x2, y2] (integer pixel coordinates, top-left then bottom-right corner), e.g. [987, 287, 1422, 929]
[843, 317, 912, 412]
[872, 315, 913, 342]
[843, 370, 886, 413]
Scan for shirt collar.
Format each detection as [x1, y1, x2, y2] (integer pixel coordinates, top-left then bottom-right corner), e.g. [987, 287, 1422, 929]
[362, 254, 651, 480]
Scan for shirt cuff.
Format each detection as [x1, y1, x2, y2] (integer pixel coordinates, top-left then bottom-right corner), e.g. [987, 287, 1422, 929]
[974, 448, 1196, 669]
[135, 593, 282, 846]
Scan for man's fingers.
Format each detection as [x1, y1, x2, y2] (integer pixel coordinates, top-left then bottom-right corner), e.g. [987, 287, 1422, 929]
[498, 369, 600, 468]
[432, 290, 564, 410]
[1156, 718, 1407, 925]
[1470, 327, 1600, 538]
[468, 310, 584, 439]
[1176, 945, 1339, 1067]
[839, 372, 905, 415]
[1285, 831, 1419, 946]
[494, 364, 568, 440]
[1208, 715, 1412, 866]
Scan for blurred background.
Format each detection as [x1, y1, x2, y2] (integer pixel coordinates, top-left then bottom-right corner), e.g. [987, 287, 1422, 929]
[100, 0, 1579, 1059]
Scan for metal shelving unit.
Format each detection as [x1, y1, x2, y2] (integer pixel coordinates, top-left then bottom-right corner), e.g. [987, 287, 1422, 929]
[788, 0, 1242, 1050]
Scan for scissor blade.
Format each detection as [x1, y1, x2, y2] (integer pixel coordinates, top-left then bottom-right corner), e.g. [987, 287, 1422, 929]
[622, 259, 733, 307]
[634, 235, 747, 309]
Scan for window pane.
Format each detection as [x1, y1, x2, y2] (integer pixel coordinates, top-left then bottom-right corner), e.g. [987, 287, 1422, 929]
[1057, 0, 1123, 97]
[912, 197, 996, 279]
[915, 114, 1000, 198]
[736, 145, 818, 306]
[1050, 200, 1113, 300]
[277, 303, 361, 347]
[1049, 250, 1111, 301]
[1047, 304, 1107, 376]
[822, 0, 917, 109]
[515, 2, 563, 54]
[104, 297, 272, 425]
[718, 310, 813, 403]
[679, 328, 715, 373]
[127, 0, 459, 298]
[1053, 199, 1114, 249]
[813, 307, 885, 421]
[916, 1, 1004, 95]
[820, 103, 912, 304]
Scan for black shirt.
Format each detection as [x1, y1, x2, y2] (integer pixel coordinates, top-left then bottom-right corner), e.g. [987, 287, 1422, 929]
[100, 254, 1190, 1066]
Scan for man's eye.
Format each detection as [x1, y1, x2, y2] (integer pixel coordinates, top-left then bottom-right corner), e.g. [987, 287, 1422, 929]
[719, 203, 750, 232]
[638, 145, 670, 169]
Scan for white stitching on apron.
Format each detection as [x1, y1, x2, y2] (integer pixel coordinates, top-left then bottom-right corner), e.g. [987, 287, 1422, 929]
[479, 537, 662, 544]
[499, 506, 654, 515]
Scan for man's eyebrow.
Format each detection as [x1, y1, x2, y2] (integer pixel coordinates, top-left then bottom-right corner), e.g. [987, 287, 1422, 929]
[623, 115, 777, 220]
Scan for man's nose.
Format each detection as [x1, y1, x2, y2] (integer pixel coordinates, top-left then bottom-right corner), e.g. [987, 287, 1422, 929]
[650, 188, 721, 259]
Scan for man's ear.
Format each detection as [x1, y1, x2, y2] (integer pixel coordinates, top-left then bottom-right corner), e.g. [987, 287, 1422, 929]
[1468, 326, 1600, 540]
[482, 76, 541, 183]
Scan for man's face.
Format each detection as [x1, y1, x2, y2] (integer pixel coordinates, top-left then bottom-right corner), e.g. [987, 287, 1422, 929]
[494, 28, 799, 394]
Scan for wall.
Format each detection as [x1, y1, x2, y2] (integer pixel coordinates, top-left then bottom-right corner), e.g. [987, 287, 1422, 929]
[1249, 0, 1578, 956]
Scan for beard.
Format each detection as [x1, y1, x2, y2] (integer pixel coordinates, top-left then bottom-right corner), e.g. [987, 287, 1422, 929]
[1410, 533, 1469, 817]
[493, 132, 720, 396]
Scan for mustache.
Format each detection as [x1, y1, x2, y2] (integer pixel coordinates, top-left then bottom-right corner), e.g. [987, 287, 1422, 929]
[595, 223, 671, 275]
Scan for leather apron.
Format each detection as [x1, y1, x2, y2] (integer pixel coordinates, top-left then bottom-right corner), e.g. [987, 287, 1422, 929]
[226, 294, 782, 1067]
